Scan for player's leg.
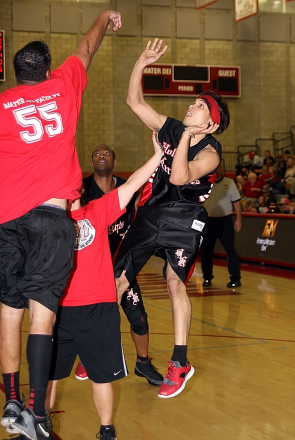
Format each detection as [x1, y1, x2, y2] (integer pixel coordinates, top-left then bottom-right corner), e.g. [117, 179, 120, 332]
[11, 206, 76, 439]
[200, 217, 218, 287]
[76, 302, 127, 439]
[0, 305, 26, 432]
[218, 215, 241, 287]
[121, 279, 163, 386]
[0, 225, 28, 432]
[158, 263, 194, 399]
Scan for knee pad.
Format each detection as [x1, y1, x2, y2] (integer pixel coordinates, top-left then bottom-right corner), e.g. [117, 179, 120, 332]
[129, 311, 149, 336]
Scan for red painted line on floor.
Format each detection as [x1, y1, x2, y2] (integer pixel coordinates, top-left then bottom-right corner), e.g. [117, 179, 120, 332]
[51, 410, 66, 414]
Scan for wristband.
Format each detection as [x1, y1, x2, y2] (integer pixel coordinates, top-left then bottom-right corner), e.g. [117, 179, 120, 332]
[184, 127, 195, 138]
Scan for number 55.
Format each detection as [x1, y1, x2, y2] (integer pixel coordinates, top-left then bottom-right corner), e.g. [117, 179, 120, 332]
[13, 101, 63, 144]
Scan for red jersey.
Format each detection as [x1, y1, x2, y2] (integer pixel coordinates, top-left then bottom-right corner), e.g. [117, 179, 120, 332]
[0, 56, 86, 224]
[59, 189, 126, 306]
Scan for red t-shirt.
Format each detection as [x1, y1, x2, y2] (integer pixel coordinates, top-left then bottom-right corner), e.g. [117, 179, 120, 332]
[59, 189, 126, 306]
[243, 180, 262, 199]
[0, 56, 86, 224]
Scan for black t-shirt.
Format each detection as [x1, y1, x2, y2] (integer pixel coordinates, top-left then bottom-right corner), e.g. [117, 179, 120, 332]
[83, 174, 136, 257]
[139, 117, 222, 207]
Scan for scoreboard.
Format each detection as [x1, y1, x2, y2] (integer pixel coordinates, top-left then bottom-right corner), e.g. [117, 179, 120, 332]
[142, 64, 241, 98]
[0, 31, 5, 81]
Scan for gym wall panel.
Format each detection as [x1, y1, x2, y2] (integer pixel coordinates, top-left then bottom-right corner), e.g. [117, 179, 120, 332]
[237, 15, 256, 41]
[142, 0, 171, 5]
[142, 8, 172, 37]
[260, 14, 287, 42]
[51, 4, 77, 34]
[205, 10, 233, 40]
[176, 0, 195, 6]
[176, 10, 200, 39]
[117, 0, 137, 37]
[82, 4, 112, 35]
[13, 3, 45, 32]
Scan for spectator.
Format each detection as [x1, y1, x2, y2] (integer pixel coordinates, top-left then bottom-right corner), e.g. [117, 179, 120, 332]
[242, 198, 257, 213]
[283, 157, 295, 197]
[257, 195, 267, 213]
[236, 175, 244, 196]
[263, 166, 284, 196]
[242, 172, 262, 203]
[259, 166, 270, 184]
[263, 150, 275, 166]
[277, 160, 286, 179]
[283, 150, 292, 160]
[248, 151, 263, 168]
[278, 198, 291, 214]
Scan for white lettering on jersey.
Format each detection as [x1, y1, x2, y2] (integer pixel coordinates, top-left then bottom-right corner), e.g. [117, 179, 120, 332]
[3, 93, 61, 110]
[126, 288, 140, 306]
[162, 142, 177, 158]
[175, 249, 188, 267]
[160, 156, 171, 175]
[108, 220, 125, 235]
[191, 219, 205, 232]
[74, 219, 96, 250]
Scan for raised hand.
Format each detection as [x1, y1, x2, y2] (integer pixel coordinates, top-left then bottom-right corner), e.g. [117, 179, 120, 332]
[138, 39, 168, 67]
[107, 11, 122, 31]
[152, 130, 164, 156]
[187, 122, 219, 136]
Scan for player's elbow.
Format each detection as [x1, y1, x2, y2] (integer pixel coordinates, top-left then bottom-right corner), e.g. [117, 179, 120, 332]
[169, 174, 188, 186]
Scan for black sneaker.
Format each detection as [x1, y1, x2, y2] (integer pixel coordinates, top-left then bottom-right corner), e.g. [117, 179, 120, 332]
[11, 407, 54, 440]
[203, 280, 212, 287]
[1, 396, 25, 434]
[227, 281, 241, 288]
[96, 425, 117, 440]
[134, 357, 164, 386]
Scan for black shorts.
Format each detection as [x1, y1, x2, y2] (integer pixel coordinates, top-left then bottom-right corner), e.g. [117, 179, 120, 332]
[49, 302, 128, 383]
[114, 202, 207, 285]
[0, 205, 76, 313]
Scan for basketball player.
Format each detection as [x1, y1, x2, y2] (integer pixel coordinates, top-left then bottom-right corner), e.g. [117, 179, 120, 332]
[74, 144, 163, 386]
[45, 132, 163, 440]
[0, 10, 122, 440]
[114, 39, 230, 398]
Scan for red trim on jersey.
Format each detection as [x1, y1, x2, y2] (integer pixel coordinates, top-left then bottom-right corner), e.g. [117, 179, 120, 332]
[138, 181, 153, 207]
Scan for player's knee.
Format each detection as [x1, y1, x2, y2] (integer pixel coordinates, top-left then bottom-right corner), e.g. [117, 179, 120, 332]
[130, 312, 149, 336]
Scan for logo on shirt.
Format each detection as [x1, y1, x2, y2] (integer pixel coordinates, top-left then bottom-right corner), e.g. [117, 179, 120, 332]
[74, 219, 96, 250]
[108, 220, 125, 235]
[175, 249, 188, 267]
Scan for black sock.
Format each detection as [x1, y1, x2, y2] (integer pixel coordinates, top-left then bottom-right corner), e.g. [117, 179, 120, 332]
[27, 334, 53, 417]
[2, 372, 21, 402]
[137, 355, 149, 362]
[171, 345, 187, 367]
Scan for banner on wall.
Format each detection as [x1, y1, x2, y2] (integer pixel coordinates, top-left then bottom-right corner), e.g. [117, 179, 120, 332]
[235, 0, 258, 22]
[0, 31, 5, 81]
[195, 0, 218, 10]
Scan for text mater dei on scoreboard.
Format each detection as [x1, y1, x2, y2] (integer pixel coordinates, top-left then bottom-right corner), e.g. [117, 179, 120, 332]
[143, 67, 237, 77]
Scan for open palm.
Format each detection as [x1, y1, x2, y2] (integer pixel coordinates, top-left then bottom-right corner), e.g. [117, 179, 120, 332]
[139, 38, 168, 66]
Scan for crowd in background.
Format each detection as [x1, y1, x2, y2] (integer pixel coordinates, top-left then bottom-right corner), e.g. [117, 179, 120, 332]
[233, 149, 295, 214]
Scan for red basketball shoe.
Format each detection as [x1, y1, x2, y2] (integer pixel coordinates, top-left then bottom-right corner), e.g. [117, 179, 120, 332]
[75, 361, 88, 380]
[158, 359, 195, 398]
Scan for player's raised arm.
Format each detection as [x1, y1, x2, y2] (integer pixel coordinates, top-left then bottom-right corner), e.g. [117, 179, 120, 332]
[126, 39, 168, 131]
[74, 10, 122, 71]
[118, 132, 163, 210]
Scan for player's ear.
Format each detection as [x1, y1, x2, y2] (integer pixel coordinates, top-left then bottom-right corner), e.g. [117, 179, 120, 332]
[114, 159, 117, 167]
[46, 69, 51, 79]
[91, 161, 94, 168]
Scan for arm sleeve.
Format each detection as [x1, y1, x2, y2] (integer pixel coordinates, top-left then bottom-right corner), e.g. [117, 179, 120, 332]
[52, 56, 87, 98]
[103, 188, 126, 226]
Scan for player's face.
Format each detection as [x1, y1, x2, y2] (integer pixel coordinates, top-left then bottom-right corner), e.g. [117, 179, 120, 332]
[183, 98, 211, 128]
[92, 147, 116, 172]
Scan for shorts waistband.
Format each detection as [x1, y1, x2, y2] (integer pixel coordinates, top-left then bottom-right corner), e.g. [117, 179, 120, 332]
[32, 205, 68, 217]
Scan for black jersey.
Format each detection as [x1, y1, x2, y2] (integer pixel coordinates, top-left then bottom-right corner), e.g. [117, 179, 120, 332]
[139, 117, 222, 207]
[83, 174, 136, 257]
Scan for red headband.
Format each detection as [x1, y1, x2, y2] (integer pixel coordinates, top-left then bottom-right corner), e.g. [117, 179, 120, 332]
[199, 95, 220, 125]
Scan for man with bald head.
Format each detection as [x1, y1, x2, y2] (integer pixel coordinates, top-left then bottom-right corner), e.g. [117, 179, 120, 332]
[243, 172, 262, 203]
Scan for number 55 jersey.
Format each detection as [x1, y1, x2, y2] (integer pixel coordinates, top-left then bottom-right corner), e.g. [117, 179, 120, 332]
[0, 56, 86, 224]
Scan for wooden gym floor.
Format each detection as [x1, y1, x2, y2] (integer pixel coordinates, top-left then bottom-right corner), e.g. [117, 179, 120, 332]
[1, 256, 294, 440]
